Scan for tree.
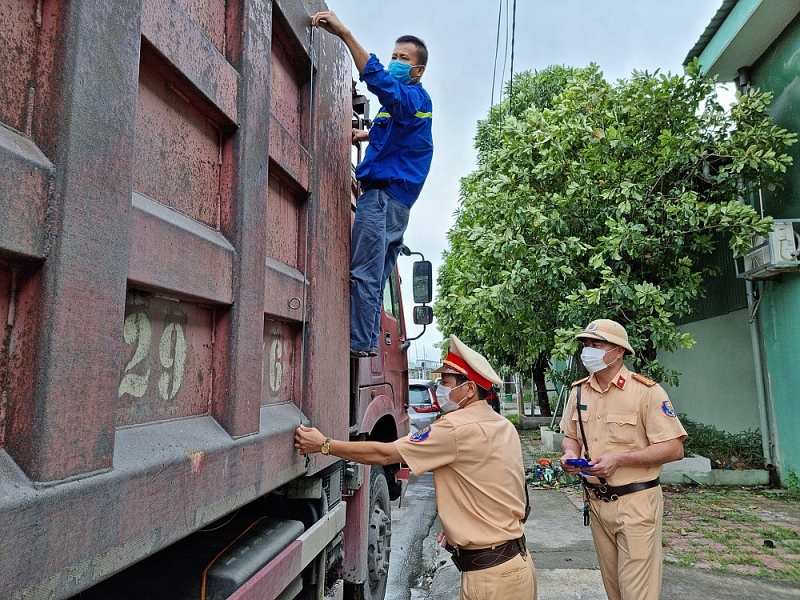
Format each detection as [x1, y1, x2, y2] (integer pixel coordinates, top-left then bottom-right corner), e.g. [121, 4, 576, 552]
[436, 61, 795, 396]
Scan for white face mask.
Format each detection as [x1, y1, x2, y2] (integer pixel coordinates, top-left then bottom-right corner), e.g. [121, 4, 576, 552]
[580, 346, 620, 374]
[436, 382, 468, 413]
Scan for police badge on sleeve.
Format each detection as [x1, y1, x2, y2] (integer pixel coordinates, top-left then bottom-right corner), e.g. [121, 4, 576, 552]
[410, 426, 431, 442]
[662, 400, 677, 418]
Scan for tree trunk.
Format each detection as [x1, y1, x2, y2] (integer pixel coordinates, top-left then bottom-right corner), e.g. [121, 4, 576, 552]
[533, 353, 551, 417]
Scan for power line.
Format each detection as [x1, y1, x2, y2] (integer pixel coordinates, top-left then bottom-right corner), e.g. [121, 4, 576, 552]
[509, 0, 518, 114]
[500, 0, 510, 105]
[490, 0, 504, 111]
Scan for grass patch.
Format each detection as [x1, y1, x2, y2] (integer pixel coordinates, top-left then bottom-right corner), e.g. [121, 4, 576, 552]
[705, 529, 735, 542]
[759, 525, 800, 541]
[775, 566, 800, 581]
[660, 486, 800, 583]
[783, 540, 800, 553]
[677, 552, 699, 567]
[723, 510, 761, 523]
[506, 414, 520, 427]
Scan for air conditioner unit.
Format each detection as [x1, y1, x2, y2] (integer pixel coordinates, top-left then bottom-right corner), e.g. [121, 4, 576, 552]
[743, 221, 799, 274]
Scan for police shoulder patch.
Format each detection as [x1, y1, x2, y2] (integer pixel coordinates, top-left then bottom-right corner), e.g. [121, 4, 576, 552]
[571, 376, 590, 387]
[410, 426, 431, 443]
[661, 400, 677, 418]
[631, 373, 657, 387]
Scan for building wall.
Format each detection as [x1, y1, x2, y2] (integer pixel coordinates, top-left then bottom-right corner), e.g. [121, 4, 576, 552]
[748, 11, 800, 484]
[751, 10, 800, 219]
[759, 278, 800, 480]
[661, 308, 762, 433]
[750, 11, 800, 219]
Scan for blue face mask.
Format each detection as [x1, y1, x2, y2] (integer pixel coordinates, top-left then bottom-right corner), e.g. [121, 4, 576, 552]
[387, 60, 418, 85]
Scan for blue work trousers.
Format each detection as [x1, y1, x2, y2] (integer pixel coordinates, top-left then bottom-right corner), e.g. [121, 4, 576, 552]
[350, 188, 410, 352]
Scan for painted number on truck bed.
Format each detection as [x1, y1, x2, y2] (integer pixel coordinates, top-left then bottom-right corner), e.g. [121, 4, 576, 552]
[268, 338, 282, 392]
[119, 311, 186, 400]
[262, 320, 295, 405]
[117, 293, 213, 426]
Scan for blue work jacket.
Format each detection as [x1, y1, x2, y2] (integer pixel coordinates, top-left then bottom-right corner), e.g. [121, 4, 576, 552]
[356, 54, 434, 208]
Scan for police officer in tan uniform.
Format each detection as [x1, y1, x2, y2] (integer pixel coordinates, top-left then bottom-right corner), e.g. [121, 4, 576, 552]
[295, 335, 537, 600]
[559, 319, 687, 600]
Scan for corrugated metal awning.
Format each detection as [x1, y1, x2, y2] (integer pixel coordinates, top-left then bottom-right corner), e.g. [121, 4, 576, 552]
[683, 0, 739, 66]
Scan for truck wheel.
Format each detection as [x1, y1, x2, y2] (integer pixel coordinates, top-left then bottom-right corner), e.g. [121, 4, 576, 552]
[346, 465, 391, 600]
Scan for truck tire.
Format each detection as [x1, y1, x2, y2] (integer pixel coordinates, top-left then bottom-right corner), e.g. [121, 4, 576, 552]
[346, 465, 392, 600]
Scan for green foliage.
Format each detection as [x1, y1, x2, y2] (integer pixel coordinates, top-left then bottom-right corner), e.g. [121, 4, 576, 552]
[788, 470, 800, 496]
[505, 414, 520, 427]
[679, 413, 764, 469]
[436, 61, 795, 382]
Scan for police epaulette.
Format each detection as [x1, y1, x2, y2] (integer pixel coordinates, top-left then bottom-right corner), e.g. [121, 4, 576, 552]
[571, 376, 589, 387]
[631, 373, 657, 387]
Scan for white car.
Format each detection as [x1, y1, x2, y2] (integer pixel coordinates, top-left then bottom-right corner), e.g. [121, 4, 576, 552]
[407, 379, 440, 433]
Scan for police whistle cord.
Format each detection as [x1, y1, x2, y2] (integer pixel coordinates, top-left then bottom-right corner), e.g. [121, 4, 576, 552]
[575, 385, 595, 527]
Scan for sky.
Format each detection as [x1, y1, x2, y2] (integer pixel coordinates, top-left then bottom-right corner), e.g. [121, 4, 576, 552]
[323, 0, 727, 364]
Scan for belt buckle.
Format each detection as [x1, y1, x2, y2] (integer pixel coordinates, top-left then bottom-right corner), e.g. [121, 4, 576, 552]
[597, 483, 609, 502]
[591, 483, 618, 502]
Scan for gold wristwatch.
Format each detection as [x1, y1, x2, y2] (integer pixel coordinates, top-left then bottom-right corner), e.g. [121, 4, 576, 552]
[320, 438, 332, 455]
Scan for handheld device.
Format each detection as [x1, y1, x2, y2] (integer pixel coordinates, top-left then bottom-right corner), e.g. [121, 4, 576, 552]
[565, 458, 591, 467]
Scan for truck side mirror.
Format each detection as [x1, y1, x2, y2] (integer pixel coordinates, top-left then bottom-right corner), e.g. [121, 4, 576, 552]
[413, 305, 433, 325]
[412, 261, 433, 304]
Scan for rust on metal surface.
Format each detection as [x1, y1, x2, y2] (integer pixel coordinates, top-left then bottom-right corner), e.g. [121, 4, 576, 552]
[140, 0, 239, 122]
[0, 266, 11, 447]
[0, 124, 52, 260]
[0, 0, 39, 133]
[270, 32, 309, 145]
[209, 0, 271, 438]
[173, 0, 227, 56]
[134, 43, 227, 228]
[266, 174, 305, 268]
[128, 191, 236, 304]
[2, 0, 141, 485]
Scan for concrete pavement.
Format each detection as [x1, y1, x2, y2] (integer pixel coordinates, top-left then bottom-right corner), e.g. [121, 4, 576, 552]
[422, 487, 800, 599]
[417, 486, 800, 599]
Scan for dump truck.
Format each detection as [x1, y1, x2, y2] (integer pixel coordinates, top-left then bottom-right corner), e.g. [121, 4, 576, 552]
[0, 1, 432, 598]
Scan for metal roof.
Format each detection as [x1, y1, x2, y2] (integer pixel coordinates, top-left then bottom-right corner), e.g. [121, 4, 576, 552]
[683, 0, 740, 66]
[683, 0, 800, 81]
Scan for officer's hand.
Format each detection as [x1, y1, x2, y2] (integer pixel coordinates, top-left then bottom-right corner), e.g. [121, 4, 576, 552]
[295, 425, 326, 455]
[437, 530, 448, 548]
[559, 452, 583, 474]
[311, 11, 348, 38]
[582, 454, 620, 479]
[352, 128, 370, 143]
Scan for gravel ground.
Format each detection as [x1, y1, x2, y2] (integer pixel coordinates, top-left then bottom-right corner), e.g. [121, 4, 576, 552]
[519, 429, 800, 584]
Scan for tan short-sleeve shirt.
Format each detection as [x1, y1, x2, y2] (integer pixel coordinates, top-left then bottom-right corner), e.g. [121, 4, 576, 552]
[559, 365, 687, 487]
[394, 401, 526, 549]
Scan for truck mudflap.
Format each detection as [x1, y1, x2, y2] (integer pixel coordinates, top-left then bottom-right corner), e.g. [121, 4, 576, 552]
[226, 501, 346, 600]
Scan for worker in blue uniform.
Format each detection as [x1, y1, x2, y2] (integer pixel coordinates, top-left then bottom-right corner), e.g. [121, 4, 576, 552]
[311, 11, 434, 358]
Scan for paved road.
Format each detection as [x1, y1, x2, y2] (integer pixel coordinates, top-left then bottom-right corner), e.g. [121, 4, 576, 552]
[387, 476, 800, 599]
[386, 472, 439, 600]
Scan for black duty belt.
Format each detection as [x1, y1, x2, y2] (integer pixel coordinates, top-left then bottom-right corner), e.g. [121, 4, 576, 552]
[445, 535, 527, 572]
[583, 477, 661, 502]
